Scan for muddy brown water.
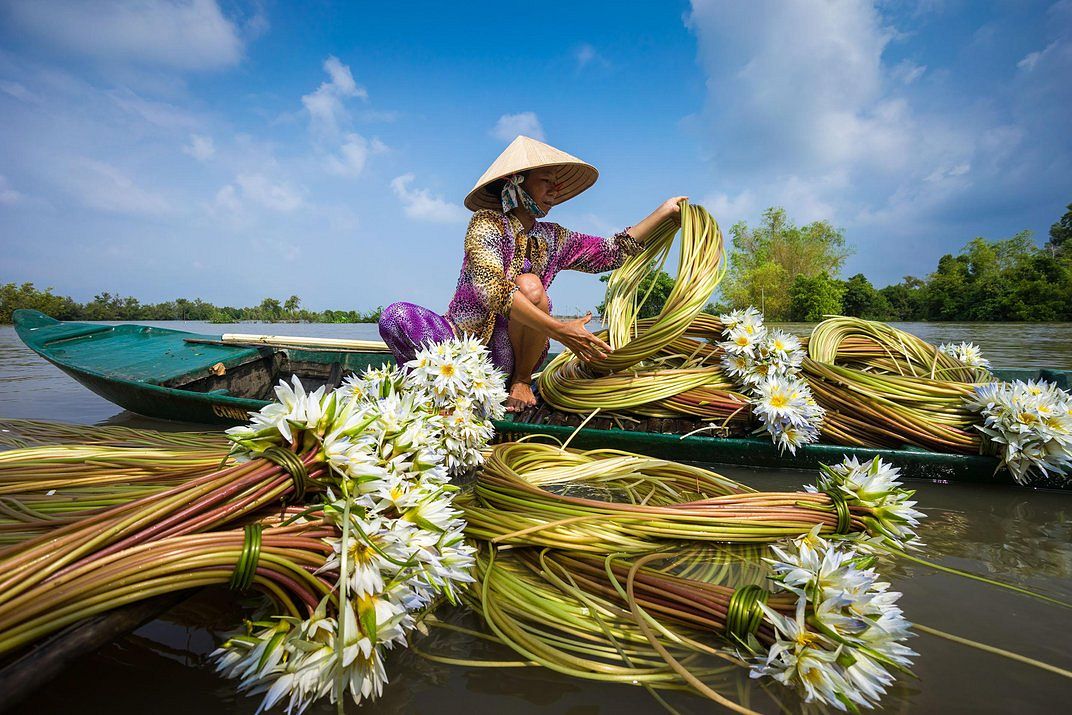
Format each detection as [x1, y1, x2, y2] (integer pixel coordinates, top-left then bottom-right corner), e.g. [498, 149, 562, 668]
[2, 321, 1071, 713]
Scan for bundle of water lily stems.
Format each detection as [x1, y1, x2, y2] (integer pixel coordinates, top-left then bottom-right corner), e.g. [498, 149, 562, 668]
[445, 441, 928, 711]
[0, 442, 230, 544]
[538, 203, 752, 425]
[803, 318, 986, 453]
[0, 441, 324, 632]
[460, 442, 918, 551]
[3, 397, 1066, 710]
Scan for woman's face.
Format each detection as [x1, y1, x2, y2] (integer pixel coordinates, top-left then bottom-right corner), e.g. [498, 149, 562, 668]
[523, 168, 560, 214]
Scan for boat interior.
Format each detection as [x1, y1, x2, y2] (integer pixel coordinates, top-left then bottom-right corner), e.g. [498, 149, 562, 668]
[162, 347, 391, 401]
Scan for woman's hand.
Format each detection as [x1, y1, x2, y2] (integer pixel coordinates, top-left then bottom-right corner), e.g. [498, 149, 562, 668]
[660, 196, 689, 224]
[553, 312, 612, 363]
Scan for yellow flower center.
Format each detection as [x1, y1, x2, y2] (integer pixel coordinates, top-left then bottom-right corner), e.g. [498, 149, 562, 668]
[770, 393, 789, 409]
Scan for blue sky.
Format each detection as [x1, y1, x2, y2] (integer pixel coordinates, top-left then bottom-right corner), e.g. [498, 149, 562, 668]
[1, 0, 1069, 314]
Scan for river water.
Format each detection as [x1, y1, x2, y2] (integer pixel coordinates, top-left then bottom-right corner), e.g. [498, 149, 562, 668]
[2, 320, 1071, 713]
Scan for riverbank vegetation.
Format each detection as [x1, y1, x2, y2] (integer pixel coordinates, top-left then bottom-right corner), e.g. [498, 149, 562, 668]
[0, 287, 382, 325]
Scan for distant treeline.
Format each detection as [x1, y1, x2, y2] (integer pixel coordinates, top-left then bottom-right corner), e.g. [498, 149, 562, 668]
[0, 287, 382, 325]
[714, 202, 1072, 322]
[814, 233, 1072, 322]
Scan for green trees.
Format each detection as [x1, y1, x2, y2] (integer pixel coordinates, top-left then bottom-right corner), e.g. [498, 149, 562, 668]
[0, 283, 80, 323]
[0, 284, 384, 324]
[878, 277, 926, 321]
[597, 264, 676, 319]
[718, 202, 1072, 322]
[720, 207, 852, 320]
[840, 274, 892, 321]
[788, 273, 845, 321]
[1047, 203, 1071, 258]
[899, 231, 1072, 322]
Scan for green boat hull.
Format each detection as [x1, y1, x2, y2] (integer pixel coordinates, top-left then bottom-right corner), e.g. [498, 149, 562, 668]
[13, 310, 1072, 486]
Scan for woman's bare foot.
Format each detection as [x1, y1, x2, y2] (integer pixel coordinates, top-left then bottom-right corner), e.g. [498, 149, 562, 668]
[506, 380, 537, 412]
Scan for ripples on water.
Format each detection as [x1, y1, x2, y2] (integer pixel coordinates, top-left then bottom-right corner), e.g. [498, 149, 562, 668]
[2, 321, 1070, 713]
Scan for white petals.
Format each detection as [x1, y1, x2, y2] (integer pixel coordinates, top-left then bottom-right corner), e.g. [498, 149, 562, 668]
[719, 307, 823, 453]
[966, 379, 1072, 485]
[753, 534, 916, 711]
[812, 456, 925, 549]
[938, 341, 992, 371]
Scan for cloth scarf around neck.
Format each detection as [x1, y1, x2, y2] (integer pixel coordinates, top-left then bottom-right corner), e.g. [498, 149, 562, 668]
[500, 173, 547, 219]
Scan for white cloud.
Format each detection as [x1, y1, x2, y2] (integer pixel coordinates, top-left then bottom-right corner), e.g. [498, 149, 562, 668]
[391, 174, 468, 223]
[0, 80, 40, 103]
[575, 43, 610, 70]
[61, 158, 172, 216]
[235, 173, 304, 212]
[183, 134, 216, 161]
[924, 162, 970, 183]
[214, 184, 241, 213]
[302, 56, 367, 139]
[1017, 48, 1044, 71]
[324, 133, 387, 177]
[0, 175, 26, 205]
[701, 189, 758, 225]
[1016, 40, 1066, 72]
[216, 174, 304, 214]
[491, 112, 545, 142]
[3, 0, 245, 71]
[891, 60, 926, 84]
[109, 91, 201, 129]
[690, 0, 911, 172]
[323, 56, 360, 96]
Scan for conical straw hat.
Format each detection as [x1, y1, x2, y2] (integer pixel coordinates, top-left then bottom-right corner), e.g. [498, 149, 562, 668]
[464, 135, 598, 212]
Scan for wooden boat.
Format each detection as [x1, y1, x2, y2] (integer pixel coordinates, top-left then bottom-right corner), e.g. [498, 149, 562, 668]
[13, 309, 1072, 485]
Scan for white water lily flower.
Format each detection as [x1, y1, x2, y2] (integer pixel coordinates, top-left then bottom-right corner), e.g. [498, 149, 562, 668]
[938, 341, 992, 371]
[767, 531, 859, 598]
[719, 307, 822, 452]
[805, 456, 925, 549]
[752, 534, 915, 711]
[320, 514, 409, 597]
[721, 307, 764, 331]
[966, 379, 1072, 485]
[751, 600, 855, 711]
[754, 376, 809, 424]
[844, 651, 896, 704]
[766, 329, 801, 357]
[818, 456, 902, 502]
[401, 492, 460, 533]
[722, 324, 762, 354]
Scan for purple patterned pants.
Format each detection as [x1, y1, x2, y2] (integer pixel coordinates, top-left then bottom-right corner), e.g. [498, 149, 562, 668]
[378, 302, 548, 380]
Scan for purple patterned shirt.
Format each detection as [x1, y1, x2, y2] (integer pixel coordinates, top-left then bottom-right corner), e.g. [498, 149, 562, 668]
[445, 209, 643, 342]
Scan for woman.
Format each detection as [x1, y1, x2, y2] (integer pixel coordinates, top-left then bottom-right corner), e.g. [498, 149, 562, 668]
[379, 135, 685, 412]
